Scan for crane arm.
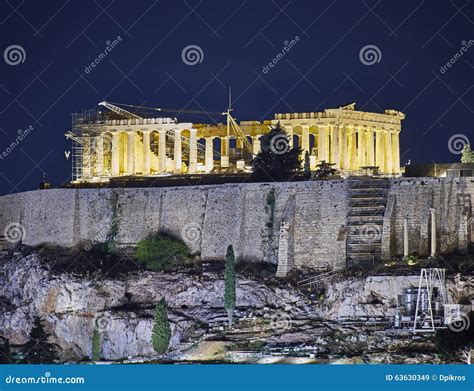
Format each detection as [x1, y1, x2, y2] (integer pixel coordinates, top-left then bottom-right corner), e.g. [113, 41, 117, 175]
[98, 101, 142, 119]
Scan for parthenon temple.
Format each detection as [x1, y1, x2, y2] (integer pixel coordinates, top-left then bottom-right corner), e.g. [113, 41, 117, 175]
[68, 103, 405, 182]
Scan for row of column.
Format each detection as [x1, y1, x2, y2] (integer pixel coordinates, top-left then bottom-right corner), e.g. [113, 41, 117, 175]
[284, 125, 400, 174]
[90, 131, 263, 177]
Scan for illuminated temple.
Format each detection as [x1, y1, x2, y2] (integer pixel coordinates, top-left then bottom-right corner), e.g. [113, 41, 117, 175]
[67, 102, 405, 182]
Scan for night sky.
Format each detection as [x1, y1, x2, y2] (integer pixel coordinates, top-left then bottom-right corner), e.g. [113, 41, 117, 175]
[0, 0, 472, 195]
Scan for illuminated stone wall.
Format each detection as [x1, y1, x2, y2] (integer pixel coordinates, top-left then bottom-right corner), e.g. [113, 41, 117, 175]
[0, 178, 472, 273]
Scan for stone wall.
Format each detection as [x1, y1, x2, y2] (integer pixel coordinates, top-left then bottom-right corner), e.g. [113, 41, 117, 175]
[1, 177, 473, 272]
[0, 181, 348, 271]
[382, 177, 474, 259]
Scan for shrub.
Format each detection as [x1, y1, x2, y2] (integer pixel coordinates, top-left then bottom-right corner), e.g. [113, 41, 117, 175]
[224, 245, 236, 328]
[136, 232, 190, 271]
[152, 298, 171, 354]
[92, 327, 100, 362]
[20, 316, 58, 364]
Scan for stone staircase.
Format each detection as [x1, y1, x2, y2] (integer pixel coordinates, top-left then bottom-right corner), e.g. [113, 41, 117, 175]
[346, 177, 389, 265]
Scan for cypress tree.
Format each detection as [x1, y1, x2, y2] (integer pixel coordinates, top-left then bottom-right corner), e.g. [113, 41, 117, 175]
[224, 245, 236, 328]
[91, 326, 100, 362]
[21, 316, 58, 364]
[152, 298, 171, 354]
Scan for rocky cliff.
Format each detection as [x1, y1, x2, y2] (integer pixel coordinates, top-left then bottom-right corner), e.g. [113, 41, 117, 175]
[0, 251, 471, 363]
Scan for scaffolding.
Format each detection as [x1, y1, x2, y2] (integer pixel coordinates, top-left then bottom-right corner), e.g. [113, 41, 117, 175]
[67, 109, 106, 182]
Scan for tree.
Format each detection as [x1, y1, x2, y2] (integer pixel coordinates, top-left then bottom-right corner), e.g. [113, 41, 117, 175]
[461, 144, 474, 163]
[91, 326, 101, 362]
[20, 316, 58, 364]
[224, 245, 236, 328]
[314, 160, 338, 180]
[0, 337, 12, 364]
[303, 151, 311, 180]
[152, 298, 171, 355]
[251, 123, 302, 181]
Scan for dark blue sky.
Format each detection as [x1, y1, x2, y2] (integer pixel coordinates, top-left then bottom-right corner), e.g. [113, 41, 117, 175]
[0, 0, 472, 194]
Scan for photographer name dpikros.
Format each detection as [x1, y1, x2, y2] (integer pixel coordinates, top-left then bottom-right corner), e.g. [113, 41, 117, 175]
[385, 374, 466, 382]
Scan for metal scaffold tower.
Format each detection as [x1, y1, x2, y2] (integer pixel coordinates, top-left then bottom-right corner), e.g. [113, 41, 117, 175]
[413, 268, 447, 332]
[66, 109, 106, 182]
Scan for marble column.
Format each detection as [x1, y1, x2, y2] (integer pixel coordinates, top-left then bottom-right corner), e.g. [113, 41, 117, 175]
[430, 208, 436, 257]
[82, 138, 92, 178]
[375, 130, 384, 172]
[348, 128, 357, 170]
[340, 126, 349, 170]
[301, 125, 310, 159]
[252, 136, 261, 155]
[142, 130, 151, 175]
[174, 129, 182, 174]
[220, 137, 229, 168]
[111, 132, 120, 176]
[357, 128, 366, 169]
[330, 125, 339, 168]
[95, 135, 104, 176]
[205, 137, 214, 173]
[366, 129, 375, 167]
[285, 125, 294, 147]
[317, 126, 328, 162]
[404, 217, 409, 258]
[127, 131, 135, 175]
[392, 131, 400, 175]
[188, 129, 198, 174]
[158, 130, 167, 173]
[384, 130, 393, 174]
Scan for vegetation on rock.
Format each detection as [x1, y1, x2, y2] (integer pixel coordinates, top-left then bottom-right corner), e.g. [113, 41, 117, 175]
[20, 316, 58, 364]
[152, 298, 171, 354]
[461, 144, 474, 163]
[136, 232, 190, 271]
[224, 245, 237, 328]
[92, 326, 101, 362]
